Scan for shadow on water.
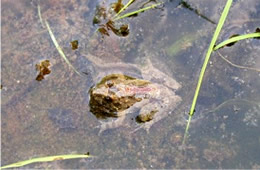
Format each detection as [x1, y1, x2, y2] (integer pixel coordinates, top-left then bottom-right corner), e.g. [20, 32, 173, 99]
[1, 0, 260, 169]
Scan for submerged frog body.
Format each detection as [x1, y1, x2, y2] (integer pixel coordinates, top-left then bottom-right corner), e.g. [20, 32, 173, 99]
[84, 53, 182, 134]
[90, 74, 159, 119]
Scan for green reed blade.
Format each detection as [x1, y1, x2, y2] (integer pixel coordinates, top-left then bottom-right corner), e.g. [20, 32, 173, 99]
[113, 0, 135, 19]
[183, 0, 233, 145]
[114, 3, 161, 21]
[214, 32, 260, 50]
[0, 154, 92, 169]
[37, 4, 45, 28]
[45, 20, 81, 76]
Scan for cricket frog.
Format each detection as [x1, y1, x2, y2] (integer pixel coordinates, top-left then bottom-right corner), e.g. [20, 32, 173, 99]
[83, 53, 182, 134]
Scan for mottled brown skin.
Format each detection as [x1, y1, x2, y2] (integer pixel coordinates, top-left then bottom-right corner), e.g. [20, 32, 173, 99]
[89, 74, 151, 119]
[85, 56, 182, 134]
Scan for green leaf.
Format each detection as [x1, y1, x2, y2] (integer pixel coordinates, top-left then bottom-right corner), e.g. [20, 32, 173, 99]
[214, 32, 260, 50]
[183, 0, 233, 145]
[114, 3, 162, 21]
[113, 0, 136, 19]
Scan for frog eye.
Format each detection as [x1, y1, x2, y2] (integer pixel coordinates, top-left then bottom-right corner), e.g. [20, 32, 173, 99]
[106, 81, 114, 88]
[105, 96, 112, 102]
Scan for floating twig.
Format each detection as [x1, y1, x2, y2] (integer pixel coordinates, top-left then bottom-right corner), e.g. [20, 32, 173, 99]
[217, 51, 260, 72]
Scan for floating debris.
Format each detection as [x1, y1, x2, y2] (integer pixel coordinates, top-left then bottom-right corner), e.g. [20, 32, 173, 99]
[254, 27, 260, 39]
[111, 0, 124, 13]
[98, 27, 110, 36]
[45, 20, 81, 76]
[225, 34, 240, 47]
[35, 60, 51, 81]
[70, 40, 79, 50]
[93, 0, 160, 37]
[97, 19, 130, 37]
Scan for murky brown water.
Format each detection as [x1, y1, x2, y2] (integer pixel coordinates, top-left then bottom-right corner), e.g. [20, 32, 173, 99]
[1, 0, 260, 168]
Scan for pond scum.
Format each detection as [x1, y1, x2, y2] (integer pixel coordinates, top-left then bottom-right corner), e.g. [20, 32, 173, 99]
[1, 0, 260, 168]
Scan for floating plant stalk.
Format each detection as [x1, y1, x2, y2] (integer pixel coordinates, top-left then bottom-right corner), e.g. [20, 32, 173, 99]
[45, 20, 81, 76]
[217, 51, 260, 72]
[113, 0, 136, 19]
[214, 32, 260, 50]
[183, 0, 233, 145]
[0, 154, 91, 169]
[114, 3, 162, 21]
[37, 4, 45, 28]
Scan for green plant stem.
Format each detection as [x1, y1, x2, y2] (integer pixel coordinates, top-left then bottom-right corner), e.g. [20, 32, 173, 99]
[1, 154, 91, 169]
[183, 0, 233, 145]
[113, 0, 135, 19]
[214, 32, 260, 50]
[114, 3, 161, 21]
[37, 4, 45, 28]
[45, 20, 81, 76]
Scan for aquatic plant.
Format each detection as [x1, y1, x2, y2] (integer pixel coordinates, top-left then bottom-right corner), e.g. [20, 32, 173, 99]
[37, 5, 81, 76]
[214, 31, 260, 50]
[45, 20, 81, 76]
[94, 0, 162, 37]
[0, 154, 92, 169]
[183, 0, 260, 144]
[183, 1, 233, 144]
[113, 2, 161, 21]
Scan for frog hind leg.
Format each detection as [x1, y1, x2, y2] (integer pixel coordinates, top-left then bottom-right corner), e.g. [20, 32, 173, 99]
[131, 119, 156, 134]
[132, 102, 161, 133]
[132, 94, 182, 133]
[98, 112, 127, 135]
[141, 59, 181, 90]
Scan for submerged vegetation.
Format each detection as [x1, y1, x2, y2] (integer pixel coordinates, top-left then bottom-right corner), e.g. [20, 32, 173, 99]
[93, 0, 161, 37]
[183, 0, 260, 144]
[45, 19, 81, 76]
[183, 0, 233, 144]
[214, 29, 260, 50]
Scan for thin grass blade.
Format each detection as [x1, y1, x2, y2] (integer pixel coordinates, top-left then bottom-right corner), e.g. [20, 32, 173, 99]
[37, 4, 45, 28]
[45, 20, 81, 76]
[214, 32, 260, 50]
[183, 0, 233, 145]
[114, 3, 162, 21]
[113, 0, 136, 19]
[0, 154, 91, 169]
[217, 51, 260, 72]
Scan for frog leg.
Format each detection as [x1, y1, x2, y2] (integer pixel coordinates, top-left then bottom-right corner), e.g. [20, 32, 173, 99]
[132, 102, 161, 133]
[141, 59, 181, 90]
[98, 111, 127, 135]
[133, 92, 182, 133]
